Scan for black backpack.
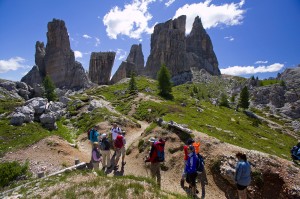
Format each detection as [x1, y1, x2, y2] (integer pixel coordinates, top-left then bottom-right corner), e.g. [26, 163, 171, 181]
[196, 153, 205, 173]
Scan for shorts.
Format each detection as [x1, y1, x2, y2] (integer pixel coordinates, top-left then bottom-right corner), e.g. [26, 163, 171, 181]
[236, 183, 247, 190]
[186, 172, 197, 186]
[115, 147, 125, 159]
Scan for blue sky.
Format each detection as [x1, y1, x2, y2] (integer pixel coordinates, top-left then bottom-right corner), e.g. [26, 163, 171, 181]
[0, 0, 299, 81]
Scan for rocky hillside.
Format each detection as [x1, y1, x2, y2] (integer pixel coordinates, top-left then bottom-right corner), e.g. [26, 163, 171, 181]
[1, 73, 300, 198]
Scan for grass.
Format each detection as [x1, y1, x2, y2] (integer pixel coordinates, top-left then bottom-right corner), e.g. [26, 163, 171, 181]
[0, 118, 73, 157]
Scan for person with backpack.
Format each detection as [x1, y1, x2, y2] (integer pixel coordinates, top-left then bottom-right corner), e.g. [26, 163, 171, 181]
[181, 138, 195, 188]
[144, 137, 165, 188]
[91, 142, 102, 170]
[99, 133, 111, 170]
[88, 126, 99, 147]
[291, 142, 300, 161]
[196, 153, 207, 198]
[114, 133, 126, 170]
[235, 152, 251, 199]
[111, 123, 122, 155]
[185, 145, 198, 198]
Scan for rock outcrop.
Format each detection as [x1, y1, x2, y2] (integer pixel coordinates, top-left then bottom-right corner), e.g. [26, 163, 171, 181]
[88, 52, 116, 85]
[111, 44, 144, 84]
[21, 19, 90, 90]
[144, 15, 220, 85]
[251, 66, 300, 119]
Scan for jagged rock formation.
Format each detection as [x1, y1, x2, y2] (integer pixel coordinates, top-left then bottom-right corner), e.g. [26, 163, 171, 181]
[144, 15, 220, 85]
[111, 44, 144, 84]
[21, 19, 90, 90]
[88, 52, 116, 85]
[251, 66, 300, 119]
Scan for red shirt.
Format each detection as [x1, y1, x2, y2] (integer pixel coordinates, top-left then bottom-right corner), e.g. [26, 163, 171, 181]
[184, 145, 189, 160]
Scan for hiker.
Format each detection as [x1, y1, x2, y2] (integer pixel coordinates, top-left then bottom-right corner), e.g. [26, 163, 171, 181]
[197, 152, 207, 198]
[99, 133, 111, 170]
[111, 123, 122, 142]
[91, 142, 102, 170]
[235, 152, 251, 199]
[114, 133, 126, 170]
[192, 138, 201, 154]
[291, 142, 300, 161]
[181, 138, 195, 188]
[185, 145, 198, 198]
[145, 137, 164, 188]
[89, 126, 99, 147]
[111, 123, 122, 155]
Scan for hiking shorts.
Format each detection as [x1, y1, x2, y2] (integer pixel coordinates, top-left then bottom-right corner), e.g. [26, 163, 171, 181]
[186, 172, 197, 186]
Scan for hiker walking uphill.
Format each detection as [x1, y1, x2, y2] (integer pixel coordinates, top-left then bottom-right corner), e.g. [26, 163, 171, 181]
[185, 145, 198, 198]
[99, 134, 111, 170]
[91, 142, 102, 170]
[291, 142, 300, 161]
[235, 152, 251, 199]
[114, 133, 126, 170]
[144, 137, 165, 188]
[181, 138, 195, 188]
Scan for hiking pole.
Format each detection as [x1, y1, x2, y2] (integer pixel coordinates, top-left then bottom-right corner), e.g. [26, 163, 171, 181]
[144, 156, 149, 176]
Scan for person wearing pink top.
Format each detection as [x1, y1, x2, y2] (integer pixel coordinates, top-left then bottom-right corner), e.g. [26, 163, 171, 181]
[91, 142, 102, 170]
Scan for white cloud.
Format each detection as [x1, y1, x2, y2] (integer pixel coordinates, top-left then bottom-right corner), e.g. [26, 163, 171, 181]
[174, 0, 246, 34]
[220, 63, 284, 76]
[95, 37, 100, 47]
[74, 51, 83, 59]
[165, 0, 175, 7]
[83, 34, 92, 39]
[0, 57, 27, 73]
[224, 36, 234, 41]
[103, 0, 155, 39]
[116, 49, 127, 61]
[255, 60, 268, 64]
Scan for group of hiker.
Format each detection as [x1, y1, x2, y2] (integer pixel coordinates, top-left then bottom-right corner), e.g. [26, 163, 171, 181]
[89, 123, 126, 171]
[86, 122, 300, 199]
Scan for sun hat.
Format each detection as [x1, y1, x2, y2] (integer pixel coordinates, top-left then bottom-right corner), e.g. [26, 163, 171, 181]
[93, 142, 98, 146]
[148, 137, 157, 143]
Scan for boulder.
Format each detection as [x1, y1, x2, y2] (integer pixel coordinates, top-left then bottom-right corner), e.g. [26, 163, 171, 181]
[16, 82, 28, 90]
[25, 97, 48, 114]
[59, 96, 71, 107]
[88, 99, 109, 111]
[18, 89, 31, 100]
[10, 112, 26, 126]
[40, 112, 57, 130]
[88, 52, 116, 85]
[15, 106, 34, 123]
[0, 81, 17, 91]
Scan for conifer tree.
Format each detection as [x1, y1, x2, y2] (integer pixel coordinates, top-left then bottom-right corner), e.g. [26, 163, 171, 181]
[157, 64, 173, 99]
[43, 75, 57, 102]
[128, 72, 137, 93]
[239, 86, 249, 109]
[219, 93, 229, 107]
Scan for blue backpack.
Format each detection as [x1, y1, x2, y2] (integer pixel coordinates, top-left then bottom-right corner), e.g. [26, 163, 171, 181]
[196, 153, 205, 173]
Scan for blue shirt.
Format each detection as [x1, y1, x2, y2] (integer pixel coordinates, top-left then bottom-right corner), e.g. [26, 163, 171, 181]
[235, 160, 251, 186]
[90, 130, 99, 143]
[185, 152, 198, 174]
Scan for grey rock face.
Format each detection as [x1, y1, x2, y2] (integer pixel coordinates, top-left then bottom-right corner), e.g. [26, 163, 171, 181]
[21, 65, 43, 87]
[35, 41, 46, 76]
[144, 15, 220, 85]
[0, 81, 17, 91]
[44, 19, 90, 89]
[111, 44, 145, 84]
[89, 52, 116, 85]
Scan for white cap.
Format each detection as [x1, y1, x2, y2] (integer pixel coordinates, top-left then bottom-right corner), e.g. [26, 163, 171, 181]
[101, 133, 107, 138]
[148, 137, 157, 143]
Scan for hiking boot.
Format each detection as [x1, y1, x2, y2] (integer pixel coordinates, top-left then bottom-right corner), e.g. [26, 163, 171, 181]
[122, 161, 126, 165]
[180, 179, 184, 188]
[196, 189, 199, 194]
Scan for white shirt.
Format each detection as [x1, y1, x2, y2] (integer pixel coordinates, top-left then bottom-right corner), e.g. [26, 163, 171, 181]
[111, 127, 121, 140]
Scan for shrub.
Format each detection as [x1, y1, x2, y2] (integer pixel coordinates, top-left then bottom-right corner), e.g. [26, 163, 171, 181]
[0, 161, 29, 187]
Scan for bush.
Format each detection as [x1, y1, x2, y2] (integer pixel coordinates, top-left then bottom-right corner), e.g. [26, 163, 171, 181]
[0, 161, 29, 187]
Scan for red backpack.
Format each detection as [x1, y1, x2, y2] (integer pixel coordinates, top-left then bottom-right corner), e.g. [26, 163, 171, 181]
[114, 135, 124, 149]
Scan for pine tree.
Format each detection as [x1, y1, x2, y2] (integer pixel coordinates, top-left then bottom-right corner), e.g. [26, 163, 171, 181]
[128, 72, 137, 93]
[157, 64, 173, 99]
[43, 75, 57, 102]
[239, 86, 249, 109]
[219, 93, 229, 108]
